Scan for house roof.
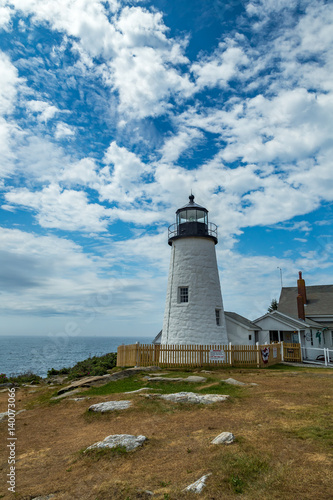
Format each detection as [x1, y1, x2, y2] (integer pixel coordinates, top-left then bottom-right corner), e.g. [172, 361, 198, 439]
[253, 310, 322, 330]
[278, 285, 333, 317]
[225, 311, 261, 330]
[152, 330, 162, 344]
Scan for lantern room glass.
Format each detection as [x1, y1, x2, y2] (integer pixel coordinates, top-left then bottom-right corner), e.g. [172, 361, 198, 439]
[177, 209, 208, 225]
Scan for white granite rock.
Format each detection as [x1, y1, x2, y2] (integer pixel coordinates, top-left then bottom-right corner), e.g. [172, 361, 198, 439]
[88, 400, 132, 412]
[124, 388, 150, 394]
[211, 432, 235, 445]
[85, 434, 147, 452]
[159, 392, 229, 404]
[0, 409, 26, 422]
[223, 378, 246, 386]
[0, 411, 8, 422]
[184, 473, 212, 493]
[186, 376, 207, 383]
[223, 378, 258, 387]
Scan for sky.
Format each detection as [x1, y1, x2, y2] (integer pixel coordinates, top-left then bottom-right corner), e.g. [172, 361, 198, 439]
[0, 0, 333, 338]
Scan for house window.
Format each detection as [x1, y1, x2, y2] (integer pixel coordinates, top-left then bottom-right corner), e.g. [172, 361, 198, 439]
[331, 331, 333, 346]
[310, 330, 313, 346]
[178, 287, 188, 303]
[249, 334, 252, 341]
[215, 309, 221, 326]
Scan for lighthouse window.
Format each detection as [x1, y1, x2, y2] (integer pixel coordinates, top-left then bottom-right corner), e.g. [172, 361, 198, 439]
[179, 287, 189, 303]
[196, 210, 206, 223]
[215, 309, 221, 326]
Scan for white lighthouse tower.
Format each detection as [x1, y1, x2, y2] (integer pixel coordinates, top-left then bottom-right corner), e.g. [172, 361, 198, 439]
[161, 195, 228, 345]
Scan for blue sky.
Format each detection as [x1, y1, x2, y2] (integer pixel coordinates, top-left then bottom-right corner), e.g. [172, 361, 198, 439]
[0, 0, 332, 337]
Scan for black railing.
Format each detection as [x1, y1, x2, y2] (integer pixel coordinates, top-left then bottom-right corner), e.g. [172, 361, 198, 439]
[168, 222, 218, 241]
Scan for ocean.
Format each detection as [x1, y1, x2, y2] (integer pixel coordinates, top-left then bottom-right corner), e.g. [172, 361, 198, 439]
[0, 335, 153, 378]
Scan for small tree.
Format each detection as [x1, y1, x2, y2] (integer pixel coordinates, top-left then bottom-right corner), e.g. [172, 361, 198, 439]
[268, 298, 278, 312]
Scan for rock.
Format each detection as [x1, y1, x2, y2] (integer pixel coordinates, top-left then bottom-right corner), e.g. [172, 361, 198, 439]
[69, 397, 90, 401]
[149, 372, 170, 376]
[183, 473, 212, 493]
[0, 409, 26, 422]
[85, 434, 147, 452]
[57, 366, 161, 395]
[51, 389, 82, 400]
[88, 400, 132, 412]
[211, 432, 235, 445]
[124, 387, 150, 394]
[223, 378, 258, 387]
[0, 382, 15, 388]
[223, 378, 247, 386]
[159, 392, 229, 404]
[186, 376, 206, 383]
[145, 377, 183, 382]
[0, 412, 8, 422]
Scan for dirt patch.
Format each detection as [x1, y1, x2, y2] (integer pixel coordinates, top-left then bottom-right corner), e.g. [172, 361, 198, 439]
[0, 369, 332, 499]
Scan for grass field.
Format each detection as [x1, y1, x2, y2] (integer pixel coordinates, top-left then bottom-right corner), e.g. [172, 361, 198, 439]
[0, 364, 332, 499]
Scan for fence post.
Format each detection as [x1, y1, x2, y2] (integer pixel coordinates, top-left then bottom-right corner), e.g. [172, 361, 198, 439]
[135, 342, 140, 367]
[229, 342, 232, 366]
[256, 342, 260, 368]
[324, 348, 328, 366]
[281, 341, 284, 362]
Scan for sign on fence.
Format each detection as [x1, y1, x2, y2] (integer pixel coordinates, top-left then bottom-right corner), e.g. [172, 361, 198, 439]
[273, 347, 277, 358]
[209, 349, 225, 362]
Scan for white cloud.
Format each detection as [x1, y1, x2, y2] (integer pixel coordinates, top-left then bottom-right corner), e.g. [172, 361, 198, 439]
[6, 1, 193, 119]
[0, 226, 167, 332]
[98, 141, 152, 204]
[0, 50, 20, 115]
[0, 6, 13, 31]
[60, 158, 99, 186]
[54, 121, 75, 139]
[4, 184, 112, 232]
[27, 100, 60, 122]
[159, 127, 203, 163]
[192, 40, 249, 90]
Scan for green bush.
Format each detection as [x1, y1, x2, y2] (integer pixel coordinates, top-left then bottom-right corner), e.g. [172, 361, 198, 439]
[47, 352, 117, 380]
[8, 372, 42, 384]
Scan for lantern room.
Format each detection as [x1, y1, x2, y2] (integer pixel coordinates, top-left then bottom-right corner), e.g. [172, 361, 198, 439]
[168, 194, 218, 245]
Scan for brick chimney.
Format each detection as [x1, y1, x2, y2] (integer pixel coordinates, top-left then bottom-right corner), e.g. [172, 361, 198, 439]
[297, 271, 307, 304]
[297, 294, 305, 320]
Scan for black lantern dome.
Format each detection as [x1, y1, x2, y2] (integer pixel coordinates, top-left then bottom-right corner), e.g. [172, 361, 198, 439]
[168, 195, 218, 245]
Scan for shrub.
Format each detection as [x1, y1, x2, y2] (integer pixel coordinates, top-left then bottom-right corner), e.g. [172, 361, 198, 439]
[0, 373, 8, 383]
[8, 372, 42, 384]
[47, 352, 117, 380]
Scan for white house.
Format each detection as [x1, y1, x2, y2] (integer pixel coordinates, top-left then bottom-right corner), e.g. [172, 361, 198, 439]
[254, 272, 333, 362]
[224, 312, 261, 345]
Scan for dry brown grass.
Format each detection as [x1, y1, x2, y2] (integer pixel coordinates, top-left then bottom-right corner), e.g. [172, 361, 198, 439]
[0, 367, 332, 500]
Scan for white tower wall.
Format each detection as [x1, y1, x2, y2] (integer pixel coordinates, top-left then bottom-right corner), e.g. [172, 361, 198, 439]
[161, 237, 228, 345]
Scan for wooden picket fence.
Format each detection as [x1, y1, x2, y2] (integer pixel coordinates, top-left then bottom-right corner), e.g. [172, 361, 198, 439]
[117, 342, 284, 368]
[283, 342, 302, 362]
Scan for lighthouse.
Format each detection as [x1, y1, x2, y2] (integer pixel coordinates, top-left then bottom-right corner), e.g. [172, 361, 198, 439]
[161, 195, 228, 345]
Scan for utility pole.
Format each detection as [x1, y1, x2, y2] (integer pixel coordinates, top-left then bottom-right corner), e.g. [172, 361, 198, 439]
[277, 267, 283, 289]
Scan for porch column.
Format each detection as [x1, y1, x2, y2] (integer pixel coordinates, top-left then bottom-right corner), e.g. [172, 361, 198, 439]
[298, 330, 303, 362]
